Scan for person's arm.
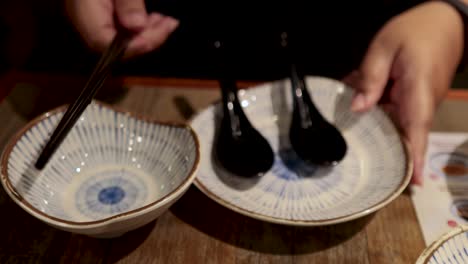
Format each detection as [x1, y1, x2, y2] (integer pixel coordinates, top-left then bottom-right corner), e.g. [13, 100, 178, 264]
[435, 0, 468, 71]
[345, 1, 464, 185]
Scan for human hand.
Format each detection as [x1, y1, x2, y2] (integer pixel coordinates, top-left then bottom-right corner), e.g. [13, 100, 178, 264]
[65, 0, 179, 58]
[344, 1, 465, 185]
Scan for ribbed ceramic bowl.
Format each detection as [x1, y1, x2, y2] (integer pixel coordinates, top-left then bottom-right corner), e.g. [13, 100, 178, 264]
[191, 76, 411, 226]
[417, 225, 468, 264]
[0, 102, 200, 238]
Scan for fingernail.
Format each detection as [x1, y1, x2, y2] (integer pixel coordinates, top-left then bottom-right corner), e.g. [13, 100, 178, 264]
[411, 177, 423, 186]
[126, 12, 146, 28]
[412, 157, 424, 186]
[167, 18, 179, 31]
[351, 93, 366, 112]
[149, 13, 164, 24]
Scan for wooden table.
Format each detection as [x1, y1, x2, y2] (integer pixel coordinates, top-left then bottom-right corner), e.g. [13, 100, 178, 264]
[0, 73, 466, 263]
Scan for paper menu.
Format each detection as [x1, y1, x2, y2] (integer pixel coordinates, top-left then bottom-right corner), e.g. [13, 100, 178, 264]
[411, 132, 468, 246]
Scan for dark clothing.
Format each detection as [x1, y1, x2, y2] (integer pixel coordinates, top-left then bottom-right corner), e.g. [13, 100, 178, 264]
[129, 0, 425, 80]
[4, 0, 424, 81]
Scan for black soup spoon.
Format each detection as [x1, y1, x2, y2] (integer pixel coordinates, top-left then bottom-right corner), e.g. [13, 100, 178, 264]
[282, 33, 348, 165]
[213, 40, 275, 177]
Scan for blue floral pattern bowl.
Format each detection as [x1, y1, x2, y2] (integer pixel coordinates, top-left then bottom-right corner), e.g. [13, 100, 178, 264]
[1, 102, 200, 238]
[417, 225, 468, 264]
[191, 76, 411, 226]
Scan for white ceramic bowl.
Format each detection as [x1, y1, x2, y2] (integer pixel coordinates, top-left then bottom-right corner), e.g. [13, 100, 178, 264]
[0, 102, 200, 238]
[417, 225, 468, 264]
[191, 76, 411, 226]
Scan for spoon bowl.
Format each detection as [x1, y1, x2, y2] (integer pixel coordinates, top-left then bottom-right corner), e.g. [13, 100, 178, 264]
[289, 113, 347, 165]
[214, 81, 275, 177]
[289, 65, 348, 165]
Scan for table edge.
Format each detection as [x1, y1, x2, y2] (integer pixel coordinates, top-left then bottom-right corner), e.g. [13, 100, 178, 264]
[2, 70, 468, 99]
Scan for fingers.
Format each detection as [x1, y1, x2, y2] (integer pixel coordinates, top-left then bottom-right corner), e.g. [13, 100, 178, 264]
[394, 78, 434, 186]
[347, 35, 398, 113]
[114, 0, 148, 31]
[65, 0, 116, 52]
[407, 122, 429, 186]
[124, 13, 179, 58]
[66, 0, 178, 57]
[114, 0, 179, 58]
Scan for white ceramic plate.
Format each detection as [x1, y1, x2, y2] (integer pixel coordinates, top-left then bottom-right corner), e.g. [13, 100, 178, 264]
[417, 225, 468, 264]
[190, 76, 411, 226]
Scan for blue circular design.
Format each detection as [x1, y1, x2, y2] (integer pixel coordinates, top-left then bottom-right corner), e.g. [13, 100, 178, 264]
[98, 186, 125, 205]
[271, 148, 318, 180]
[75, 169, 147, 219]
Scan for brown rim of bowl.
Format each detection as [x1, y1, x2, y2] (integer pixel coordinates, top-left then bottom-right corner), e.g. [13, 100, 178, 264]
[0, 100, 201, 226]
[191, 80, 413, 226]
[416, 225, 468, 264]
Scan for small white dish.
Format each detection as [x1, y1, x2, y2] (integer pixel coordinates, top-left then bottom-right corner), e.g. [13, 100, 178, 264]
[190, 76, 411, 226]
[416, 225, 468, 264]
[0, 102, 200, 238]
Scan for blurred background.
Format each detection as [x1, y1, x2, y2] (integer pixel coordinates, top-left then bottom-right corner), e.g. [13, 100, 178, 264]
[1, 0, 468, 85]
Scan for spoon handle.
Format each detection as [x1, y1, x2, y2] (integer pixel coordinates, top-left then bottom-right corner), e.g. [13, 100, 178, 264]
[214, 40, 249, 137]
[282, 31, 324, 128]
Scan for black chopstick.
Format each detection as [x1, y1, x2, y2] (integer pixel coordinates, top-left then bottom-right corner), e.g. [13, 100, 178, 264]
[34, 32, 131, 170]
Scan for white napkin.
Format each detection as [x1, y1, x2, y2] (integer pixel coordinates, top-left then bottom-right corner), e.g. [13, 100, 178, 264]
[412, 132, 468, 245]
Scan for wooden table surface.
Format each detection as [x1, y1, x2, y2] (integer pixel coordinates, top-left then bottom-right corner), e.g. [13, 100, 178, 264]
[0, 73, 467, 264]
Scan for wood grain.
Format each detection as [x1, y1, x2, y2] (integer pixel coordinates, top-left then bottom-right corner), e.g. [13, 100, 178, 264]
[366, 193, 424, 263]
[0, 76, 465, 263]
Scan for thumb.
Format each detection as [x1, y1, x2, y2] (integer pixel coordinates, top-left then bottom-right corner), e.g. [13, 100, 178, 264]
[115, 0, 148, 31]
[350, 37, 397, 112]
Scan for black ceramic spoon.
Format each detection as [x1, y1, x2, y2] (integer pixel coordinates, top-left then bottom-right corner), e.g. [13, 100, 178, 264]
[213, 40, 275, 177]
[281, 33, 347, 165]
